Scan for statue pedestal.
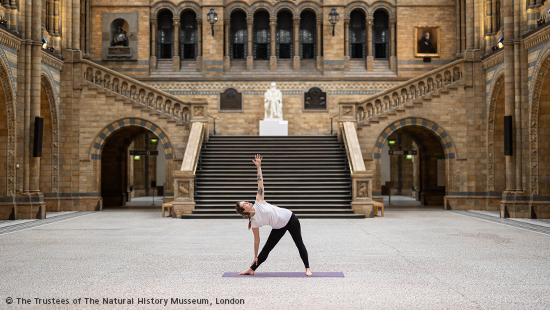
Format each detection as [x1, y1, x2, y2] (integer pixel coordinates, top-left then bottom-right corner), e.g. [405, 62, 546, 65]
[259, 119, 288, 136]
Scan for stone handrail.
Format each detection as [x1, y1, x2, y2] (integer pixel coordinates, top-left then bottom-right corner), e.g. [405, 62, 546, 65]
[351, 59, 464, 124]
[82, 59, 194, 124]
[340, 121, 374, 217]
[180, 122, 206, 174]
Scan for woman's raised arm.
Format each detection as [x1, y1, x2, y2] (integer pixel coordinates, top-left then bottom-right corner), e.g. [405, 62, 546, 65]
[253, 154, 265, 202]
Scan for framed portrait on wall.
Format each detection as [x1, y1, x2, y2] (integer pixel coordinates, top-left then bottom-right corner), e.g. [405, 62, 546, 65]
[414, 26, 440, 58]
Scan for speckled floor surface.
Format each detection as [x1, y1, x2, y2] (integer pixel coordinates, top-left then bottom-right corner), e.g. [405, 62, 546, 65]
[1, 210, 549, 309]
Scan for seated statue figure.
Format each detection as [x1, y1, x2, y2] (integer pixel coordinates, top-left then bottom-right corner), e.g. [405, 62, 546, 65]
[264, 82, 283, 120]
[112, 27, 128, 47]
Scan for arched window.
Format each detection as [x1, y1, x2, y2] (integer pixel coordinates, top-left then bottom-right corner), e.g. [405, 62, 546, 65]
[300, 11, 316, 59]
[181, 11, 197, 59]
[254, 11, 270, 60]
[373, 11, 388, 59]
[350, 10, 365, 59]
[277, 10, 293, 58]
[231, 11, 247, 59]
[158, 11, 174, 59]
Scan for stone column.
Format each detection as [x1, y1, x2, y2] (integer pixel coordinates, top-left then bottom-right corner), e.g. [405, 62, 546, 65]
[316, 18, 322, 71]
[344, 19, 350, 71]
[366, 17, 373, 71]
[461, 0, 466, 53]
[223, 19, 230, 71]
[503, 0, 516, 191]
[52, 0, 60, 49]
[150, 19, 157, 71]
[246, 18, 253, 71]
[196, 20, 202, 71]
[491, 0, 498, 33]
[47, 0, 54, 34]
[173, 19, 180, 72]
[456, 0, 461, 55]
[322, 6, 344, 76]
[270, 18, 277, 72]
[293, 18, 300, 71]
[72, 0, 79, 50]
[201, 6, 224, 77]
[9, 0, 17, 32]
[389, 18, 396, 71]
[466, 0, 474, 50]
[535, 0, 543, 7]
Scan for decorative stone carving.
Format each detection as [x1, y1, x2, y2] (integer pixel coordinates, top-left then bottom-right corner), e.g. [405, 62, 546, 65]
[358, 182, 368, 197]
[194, 107, 204, 117]
[107, 47, 132, 58]
[481, 50, 504, 70]
[42, 75, 59, 193]
[0, 58, 15, 197]
[102, 13, 138, 61]
[178, 182, 189, 198]
[0, 27, 22, 51]
[529, 54, 550, 195]
[264, 82, 283, 120]
[487, 74, 504, 192]
[524, 23, 550, 50]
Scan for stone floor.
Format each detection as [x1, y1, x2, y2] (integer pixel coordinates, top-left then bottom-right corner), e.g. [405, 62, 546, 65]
[1, 209, 550, 309]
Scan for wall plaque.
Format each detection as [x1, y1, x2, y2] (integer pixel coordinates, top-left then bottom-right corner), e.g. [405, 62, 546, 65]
[304, 87, 326, 110]
[220, 88, 242, 110]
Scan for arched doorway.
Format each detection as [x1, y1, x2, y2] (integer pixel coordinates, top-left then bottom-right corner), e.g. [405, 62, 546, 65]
[376, 118, 455, 207]
[158, 10, 174, 59]
[276, 10, 293, 59]
[299, 10, 316, 59]
[349, 10, 365, 59]
[180, 10, 197, 59]
[91, 119, 174, 208]
[254, 10, 270, 60]
[373, 10, 389, 59]
[230, 10, 247, 59]
[487, 74, 505, 210]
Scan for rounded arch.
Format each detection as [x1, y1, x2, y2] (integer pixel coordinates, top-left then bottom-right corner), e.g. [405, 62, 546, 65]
[226, 4, 249, 19]
[529, 48, 550, 195]
[273, 1, 298, 16]
[0, 54, 16, 198]
[373, 117, 458, 159]
[372, 117, 458, 201]
[150, 2, 178, 18]
[345, 2, 369, 18]
[40, 74, 60, 193]
[486, 72, 504, 193]
[175, 1, 201, 19]
[249, 1, 275, 17]
[89, 118, 175, 196]
[296, 2, 322, 16]
[371, 2, 395, 17]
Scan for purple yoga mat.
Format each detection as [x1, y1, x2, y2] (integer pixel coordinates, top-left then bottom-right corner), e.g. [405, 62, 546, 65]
[222, 272, 344, 278]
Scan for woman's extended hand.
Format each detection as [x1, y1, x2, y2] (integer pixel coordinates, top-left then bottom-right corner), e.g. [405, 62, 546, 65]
[252, 154, 263, 167]
[250, 257, 258, 268]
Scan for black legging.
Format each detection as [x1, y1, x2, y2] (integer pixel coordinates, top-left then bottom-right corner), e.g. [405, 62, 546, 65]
[251, 213, 309, 271]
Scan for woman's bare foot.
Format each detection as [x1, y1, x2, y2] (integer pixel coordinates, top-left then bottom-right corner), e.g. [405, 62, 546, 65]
[238, 268, 255, 275]
[306, 268, 312, 276]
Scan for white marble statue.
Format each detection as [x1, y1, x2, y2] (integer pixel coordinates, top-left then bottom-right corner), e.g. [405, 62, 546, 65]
[264, 82, 283, 120]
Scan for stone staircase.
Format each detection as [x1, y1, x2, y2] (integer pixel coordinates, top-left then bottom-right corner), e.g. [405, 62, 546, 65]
[354, 59, 465, 127]
[183, 135, 364, 219]
[345, 59, 396, 77]
[149, 59, 202, 78]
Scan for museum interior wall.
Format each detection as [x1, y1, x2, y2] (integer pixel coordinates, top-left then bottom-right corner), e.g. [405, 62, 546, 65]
[0, 0, 550, 219]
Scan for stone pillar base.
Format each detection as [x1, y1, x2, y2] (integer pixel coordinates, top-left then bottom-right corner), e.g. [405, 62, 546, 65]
[246, 56, 253, 71]
[500, 201, 531, 218]
[366, 56, 374, 71]
[45, 197, 61, 212]
[173, 57, 180, 72]
[223, 56, 230, 71]
[351, 201, 374, 218]
[0, 203, 16, 220]
[420, 192, 445, 206]
[344, 56, 350, 71]
[149, 56, 157, 72]
[270, 56, 277, 71]
[172, 201, 196, 218]
[16, 202, 46, 219]
[293, 56, 300, 71]
[390, 56, 397, 71]
[197, 56, 203, 72]
[317, 56, 323, 71]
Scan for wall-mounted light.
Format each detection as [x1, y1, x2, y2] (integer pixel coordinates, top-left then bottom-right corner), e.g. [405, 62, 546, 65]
[497, 36, 504, 49]
[133, 155, 141, 161]
[406, 155, 413, 160]
[207, 9, 218, 36]
[42, 38, 48, 49]
[329, 9, 339, 36]
[150, 139, 158, 144]
[388, 140, 396, 146]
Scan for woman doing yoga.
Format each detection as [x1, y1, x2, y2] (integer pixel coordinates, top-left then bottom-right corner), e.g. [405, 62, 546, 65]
[235, 154, 312, 276]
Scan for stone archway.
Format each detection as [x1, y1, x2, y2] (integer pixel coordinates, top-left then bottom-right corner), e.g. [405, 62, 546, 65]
[372, 117, 457, 206]
[0, 55, 16, 199]
[90, 118, 175, 204]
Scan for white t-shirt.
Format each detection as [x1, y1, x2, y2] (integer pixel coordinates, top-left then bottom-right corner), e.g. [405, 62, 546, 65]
[250, 200, 292, 229]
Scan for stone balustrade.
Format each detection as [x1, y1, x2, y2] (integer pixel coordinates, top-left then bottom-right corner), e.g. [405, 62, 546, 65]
[347, 59, 464, 125]
[82, 59, 198, 124]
